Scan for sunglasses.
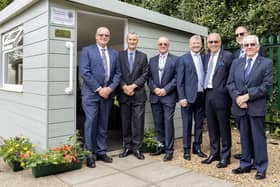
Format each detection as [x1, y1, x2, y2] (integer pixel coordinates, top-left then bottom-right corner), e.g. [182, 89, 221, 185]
[159, 43, 168, 46]
[235, 32, 246, 37]
[244, 43, 256, 47]
[207, 40, 219, 44]
[98, 34, 110, 37]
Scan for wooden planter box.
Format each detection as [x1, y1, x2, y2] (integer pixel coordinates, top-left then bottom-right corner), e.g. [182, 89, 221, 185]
[8, 160, 24, 172]
[31, 159, 83, 177]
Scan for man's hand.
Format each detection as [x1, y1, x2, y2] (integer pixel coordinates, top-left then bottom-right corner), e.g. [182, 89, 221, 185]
[236, 93, 250, 107]
[123, 84, 136, 96]
[180, 99, 188, 107]
[154, 88, 167, 96]
[99, 87, 112, 99]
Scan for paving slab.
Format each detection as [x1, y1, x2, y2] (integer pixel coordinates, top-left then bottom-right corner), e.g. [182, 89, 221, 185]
[125, 161, 190, 183]
[74, 172, 148, 187]
[157, 171, 237, 187]
[57, 163, 118, 186]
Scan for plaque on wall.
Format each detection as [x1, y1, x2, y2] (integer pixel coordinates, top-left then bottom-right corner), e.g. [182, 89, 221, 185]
[51, 7, 75, 26]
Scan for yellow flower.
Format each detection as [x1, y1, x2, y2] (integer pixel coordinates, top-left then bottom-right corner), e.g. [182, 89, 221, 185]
[32, 144, 36, 147]
[23, 147, 28, 151]
[15, 144, 20, 147]
[8, 148, 14, 152]
[20, 162, 25, 167]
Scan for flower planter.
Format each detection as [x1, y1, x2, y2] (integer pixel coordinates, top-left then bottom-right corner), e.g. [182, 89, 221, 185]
[8, 160, 24, 172]
[141, 145, 157, 153]
[31, 159, 83, 177]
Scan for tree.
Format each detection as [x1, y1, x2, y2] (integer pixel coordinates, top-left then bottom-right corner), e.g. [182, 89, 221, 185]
[0, 0, 13, 11]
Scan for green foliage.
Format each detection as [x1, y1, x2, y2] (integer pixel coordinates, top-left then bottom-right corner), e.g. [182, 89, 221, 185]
[0, 136, 36, 167]
[142, 129, 163, 150]
[0, 0, 13, 10]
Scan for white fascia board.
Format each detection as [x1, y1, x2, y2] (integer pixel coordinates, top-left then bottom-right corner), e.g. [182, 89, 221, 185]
[0, 0, 40, 26]
[68, 0, 208, 36]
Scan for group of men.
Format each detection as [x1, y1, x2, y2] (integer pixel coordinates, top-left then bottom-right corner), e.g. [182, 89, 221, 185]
[79, 26, 272, 180]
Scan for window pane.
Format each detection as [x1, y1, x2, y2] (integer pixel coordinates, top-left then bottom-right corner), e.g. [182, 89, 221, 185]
[4, 49, 23, 85]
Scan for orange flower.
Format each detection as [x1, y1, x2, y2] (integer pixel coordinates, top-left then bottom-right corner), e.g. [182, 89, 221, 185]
[21, 153, 30, 159]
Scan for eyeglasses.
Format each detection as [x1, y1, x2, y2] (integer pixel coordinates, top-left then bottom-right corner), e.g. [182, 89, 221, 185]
[235, 32, 246, 37]
[244, 43, 257, 47]
[158, 43, 168, 46]
[207, 40, 219, 44]
[98, 34, 110, 37]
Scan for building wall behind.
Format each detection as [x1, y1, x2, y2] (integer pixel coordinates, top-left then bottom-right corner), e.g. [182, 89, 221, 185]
[0, 0, 49, 149]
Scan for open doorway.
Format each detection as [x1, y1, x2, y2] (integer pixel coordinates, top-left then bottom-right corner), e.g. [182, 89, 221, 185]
[76, 11, 127, 151]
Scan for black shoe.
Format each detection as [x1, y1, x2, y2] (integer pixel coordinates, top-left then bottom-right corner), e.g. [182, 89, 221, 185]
[255, 171, 266, 180]
[150, 148, 165, 156]
[232, 167, 251, 174]
[251, 165, 257, 170]
[183, 153, 191, 160]
[233, 153, 242, 160]
[216, 159, 230, 168]
[119, 148, 131, 158]
[134, 150, 145, 160]
[193, 149, 207, 158]
[201, 155, 220, 164]
[97, 154, 113, 163]
[163, 153, 173, 161]
[86, 157, 96, 168]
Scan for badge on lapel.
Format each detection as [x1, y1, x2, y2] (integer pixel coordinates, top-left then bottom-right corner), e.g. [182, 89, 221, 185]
[218, 61, 225, 67]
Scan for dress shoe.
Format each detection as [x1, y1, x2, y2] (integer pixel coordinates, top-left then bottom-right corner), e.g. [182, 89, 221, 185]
[216, 159, 230, 168]
[134, 150, 145, 160]
[150, 148, 165, 156]
[233, 153, 242, 160]
[232, 167, 251, 174]
[119, 148, 131, 158]
[193, 149, 207, 158]
[255, 171, 266, 180]
[201, 155, 220, 164]
[183, 153, 191, 160]
[96, 154, 113, 163]
[163, 153, 173, 161]
[86, 158, 96, 168]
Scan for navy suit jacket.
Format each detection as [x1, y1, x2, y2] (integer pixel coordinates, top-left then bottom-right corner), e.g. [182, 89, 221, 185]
[79, 44, 121, 101]
[148, 53, 178, 104]
[204, 49, 233, 108]
[118, 49, 149, 103]
[177, 52, 204, 103]
[227, 56, 273, 116]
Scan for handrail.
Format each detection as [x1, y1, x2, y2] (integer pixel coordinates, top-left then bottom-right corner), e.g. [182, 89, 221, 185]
[65, 41, 73, 95]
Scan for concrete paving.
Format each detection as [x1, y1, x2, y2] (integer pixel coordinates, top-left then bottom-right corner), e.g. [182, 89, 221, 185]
[0, 152, 238, 187]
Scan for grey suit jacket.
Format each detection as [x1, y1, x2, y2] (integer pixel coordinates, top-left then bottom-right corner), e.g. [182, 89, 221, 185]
[118, 49, 149, 103]
[227, 55, 273, 116]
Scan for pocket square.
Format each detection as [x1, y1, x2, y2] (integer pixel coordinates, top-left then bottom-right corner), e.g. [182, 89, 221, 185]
[218, 61, 225, 66]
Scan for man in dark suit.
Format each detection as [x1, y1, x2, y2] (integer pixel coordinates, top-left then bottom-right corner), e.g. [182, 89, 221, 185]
[176, 35, 207, 160]
[201, 33, 233, 168]
[228, 35, 272, 180]
[80, 27, 121, 168]
[233, 26, 266, 160]
[118, 32, 149, 160]
[148, 36, 177, 161]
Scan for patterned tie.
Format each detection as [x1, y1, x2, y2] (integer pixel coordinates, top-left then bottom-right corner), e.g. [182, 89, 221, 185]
[195, 54, 204, 91]
[244, 58, 252, 81]
[203, 54, 215, 89]
[101, 48, 108, 85]
[158, 55, 165, 84]
[129, 52, 134, 73]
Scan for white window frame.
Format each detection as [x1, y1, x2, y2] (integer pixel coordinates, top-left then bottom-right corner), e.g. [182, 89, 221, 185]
[1, 26, 23, 92]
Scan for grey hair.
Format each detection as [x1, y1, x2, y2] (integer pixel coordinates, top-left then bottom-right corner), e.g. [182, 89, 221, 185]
[243, 35, 259, 45]
[95, 26, 110, 37]
[190, 35, 202, 42]
[127, 32, 138, 39]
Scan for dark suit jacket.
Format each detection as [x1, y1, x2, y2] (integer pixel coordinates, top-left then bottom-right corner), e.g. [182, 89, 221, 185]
[79, 44, 121, 101]
[204, 49, 233, 108]
[227, 56, 273, 116]
[233, 46, 266, 59]
[177, 52, 204, 103]
[118, 49, 149, 103]
[148, 53, 178, 104]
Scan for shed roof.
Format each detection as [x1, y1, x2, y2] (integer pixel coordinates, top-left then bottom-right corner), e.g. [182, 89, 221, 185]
[0, 0, 208, 36]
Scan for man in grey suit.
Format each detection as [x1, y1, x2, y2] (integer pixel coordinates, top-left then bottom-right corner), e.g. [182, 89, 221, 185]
[176, 35, 207, 160]
[148, 36, 177, 161]
[228, 35, 273, 180]
[80, 27, 121, 168]
[118, 32, 149, 160]
[201, 33, 233, 168]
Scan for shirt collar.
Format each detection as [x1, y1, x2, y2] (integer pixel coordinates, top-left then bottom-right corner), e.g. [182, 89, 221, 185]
[159, 52, 168, 58]
[97, 44, 107, 51]
[190, 51, 200, 56]
[246, 53, 258, 62]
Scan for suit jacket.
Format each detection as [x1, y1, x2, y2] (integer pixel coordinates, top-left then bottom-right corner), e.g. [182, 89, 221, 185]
[118, 49, 149, 103]
[227, 56, 273, 116]
[79, 44, 121, 101]
[148, 53, 178, 104]
[233, 45, 266, 59]
[204, 49, 233, 108]
[177, 52, 204, 103]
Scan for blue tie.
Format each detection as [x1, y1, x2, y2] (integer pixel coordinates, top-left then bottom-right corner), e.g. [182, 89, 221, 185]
[101, 48, 108, 85]
[203, 54, 215, 89]
[244, 58, 252, 81]
[129, 52, 134, 73]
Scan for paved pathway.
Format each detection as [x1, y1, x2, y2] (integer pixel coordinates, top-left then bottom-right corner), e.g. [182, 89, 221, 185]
[0, 151, 238, 187]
